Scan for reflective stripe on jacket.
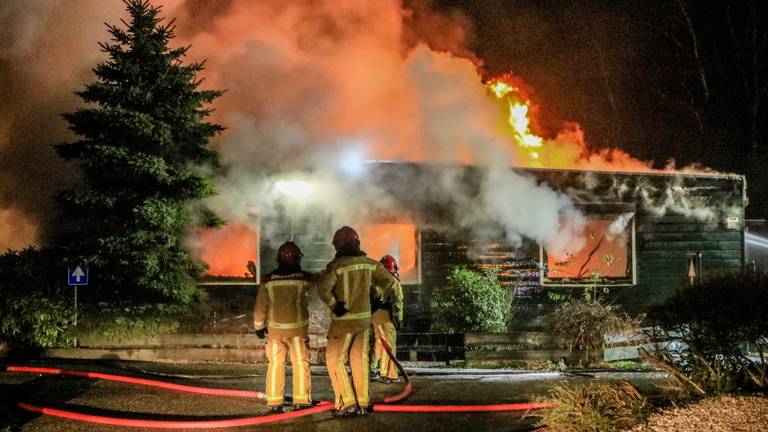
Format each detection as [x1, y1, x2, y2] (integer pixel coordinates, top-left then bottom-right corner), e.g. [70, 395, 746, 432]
[254, 272, 315, 334]
[318, 256, 398, 326]
[372, 280, 403, 325]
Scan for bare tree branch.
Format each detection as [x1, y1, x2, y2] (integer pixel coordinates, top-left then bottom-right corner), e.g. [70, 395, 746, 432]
[677, 0, 710, 102]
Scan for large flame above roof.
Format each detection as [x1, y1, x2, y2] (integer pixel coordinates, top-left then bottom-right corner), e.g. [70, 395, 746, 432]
[486, 74, 654, 172]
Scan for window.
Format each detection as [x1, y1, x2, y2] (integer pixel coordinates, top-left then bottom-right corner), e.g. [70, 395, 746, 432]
[541, 206, 636, 286]
[195, 222, 260, 281]
[358, 223, 421, 284]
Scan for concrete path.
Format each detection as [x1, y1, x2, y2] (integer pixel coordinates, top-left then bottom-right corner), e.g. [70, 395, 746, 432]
[0, 360, 667, 432]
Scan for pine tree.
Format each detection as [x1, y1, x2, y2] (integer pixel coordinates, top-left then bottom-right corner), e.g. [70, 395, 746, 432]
[54, 0, 224, 304]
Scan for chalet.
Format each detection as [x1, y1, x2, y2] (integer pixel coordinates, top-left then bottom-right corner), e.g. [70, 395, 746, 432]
[204, 162, 747, 332]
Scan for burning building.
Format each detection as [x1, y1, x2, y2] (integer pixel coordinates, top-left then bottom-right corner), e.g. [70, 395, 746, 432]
[199, 162, 746, 331]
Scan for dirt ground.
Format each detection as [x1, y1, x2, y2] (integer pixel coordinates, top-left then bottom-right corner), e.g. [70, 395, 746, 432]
[633, 395, 768, 432]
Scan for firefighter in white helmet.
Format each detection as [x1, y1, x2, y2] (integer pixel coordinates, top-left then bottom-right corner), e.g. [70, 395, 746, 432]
[318, 226, 399, 416]
[371, 255, 404, 382]
[253, 242, 315, 413]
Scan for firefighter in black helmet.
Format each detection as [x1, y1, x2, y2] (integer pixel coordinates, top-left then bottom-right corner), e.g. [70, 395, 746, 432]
[254, 242, 315, 412]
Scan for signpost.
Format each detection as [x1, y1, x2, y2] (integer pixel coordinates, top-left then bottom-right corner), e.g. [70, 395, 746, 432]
[68, 264, 89, 347]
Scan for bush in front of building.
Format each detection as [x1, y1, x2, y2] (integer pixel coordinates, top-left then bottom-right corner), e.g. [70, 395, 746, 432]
[72, 302, 190, 342]
[537, 381, 648, 432]
[547, 299, 641, 365]
[0, 247, 194, 352]
[0, 248, 74, 353]
[430, 266, 512, 333]
[644, 269, 768, 395]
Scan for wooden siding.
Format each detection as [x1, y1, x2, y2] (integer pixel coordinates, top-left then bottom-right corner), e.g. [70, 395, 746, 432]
[404, 167, 746, 330]
[252, 164, 746, 332]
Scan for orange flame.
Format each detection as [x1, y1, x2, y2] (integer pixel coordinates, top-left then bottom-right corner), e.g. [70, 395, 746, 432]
[487, 75, 656, 173]
[194, 223, 258, 277]
[358, 223, 418, 284]
[546, 218, 630, 280]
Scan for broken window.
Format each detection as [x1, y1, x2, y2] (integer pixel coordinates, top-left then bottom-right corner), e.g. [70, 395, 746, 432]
[541, 206, 636, 286]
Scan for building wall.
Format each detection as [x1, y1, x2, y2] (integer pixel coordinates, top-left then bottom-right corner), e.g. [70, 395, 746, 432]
[405, 169, 747, 331]
[252, 165, 746, 332]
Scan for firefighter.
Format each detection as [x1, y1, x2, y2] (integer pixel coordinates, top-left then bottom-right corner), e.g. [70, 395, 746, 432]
[253, 242, 314, 413]
[318, 226, 399, 416]
[371, 255, 404, 383]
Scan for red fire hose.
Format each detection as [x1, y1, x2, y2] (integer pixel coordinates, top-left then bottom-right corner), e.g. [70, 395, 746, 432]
[378, 335, 413, 403]
[5, 340, 552, 428]
[17, 401, 334, 429]
[5, 365, 265, 399]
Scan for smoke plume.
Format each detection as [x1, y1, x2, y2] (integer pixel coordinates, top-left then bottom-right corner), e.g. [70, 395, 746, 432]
[0, 0, 726, 267]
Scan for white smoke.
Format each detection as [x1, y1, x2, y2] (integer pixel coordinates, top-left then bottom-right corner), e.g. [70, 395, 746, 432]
[1, 0, 729, 263]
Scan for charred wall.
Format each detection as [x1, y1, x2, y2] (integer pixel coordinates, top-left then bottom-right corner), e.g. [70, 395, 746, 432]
[231, 163, 747, 333]
[397, 166, 747, 331]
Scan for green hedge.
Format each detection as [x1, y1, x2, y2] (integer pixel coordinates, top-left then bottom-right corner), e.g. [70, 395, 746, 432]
[431, 266, 512, 333]
[646, 270, 768, 395]
[0, 248, 74, 352]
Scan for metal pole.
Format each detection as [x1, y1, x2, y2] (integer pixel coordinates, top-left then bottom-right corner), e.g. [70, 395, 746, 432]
[74, 285, 78, 347]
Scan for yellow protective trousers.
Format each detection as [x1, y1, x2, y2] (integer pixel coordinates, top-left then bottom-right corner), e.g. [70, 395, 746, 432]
[265, 334, 311, 406]
[373, 322, 398, 380]
[325, 327, 370, 410]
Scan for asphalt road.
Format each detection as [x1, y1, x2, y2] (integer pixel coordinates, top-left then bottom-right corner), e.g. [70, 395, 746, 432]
[0, 360, 667, 432]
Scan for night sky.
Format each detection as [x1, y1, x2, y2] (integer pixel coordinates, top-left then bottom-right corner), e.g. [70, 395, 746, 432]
[435, 0, 766, 208]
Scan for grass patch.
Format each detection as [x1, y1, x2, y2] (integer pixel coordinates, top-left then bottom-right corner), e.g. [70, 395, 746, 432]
[537, 381, 648, 432]
[604, 360, 653, 370]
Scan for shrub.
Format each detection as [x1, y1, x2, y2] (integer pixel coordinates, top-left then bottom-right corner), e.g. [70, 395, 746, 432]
[537, 381, 648, 432]
[0, 248, 74, 352]
[644, 270, 768, 395]
[548, 299, 641, 364]
[431, 266, 512, 333]
[73, 302, 190, 342]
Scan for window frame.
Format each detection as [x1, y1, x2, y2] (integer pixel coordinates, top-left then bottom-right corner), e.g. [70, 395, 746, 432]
[539, 203, 637, 287]
[358, 222, 422, 285]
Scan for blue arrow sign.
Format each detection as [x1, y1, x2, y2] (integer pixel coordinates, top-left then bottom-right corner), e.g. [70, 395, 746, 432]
[68, 264, 89, 286]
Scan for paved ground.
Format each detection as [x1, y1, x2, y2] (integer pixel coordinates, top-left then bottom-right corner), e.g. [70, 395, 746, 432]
[0, 360, 668, 432]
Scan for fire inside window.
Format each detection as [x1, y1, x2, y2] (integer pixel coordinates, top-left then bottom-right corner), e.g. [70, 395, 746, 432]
[541, 212, 636, 286]
[358, 223, 420, 285]
[198, 223, 260, 278]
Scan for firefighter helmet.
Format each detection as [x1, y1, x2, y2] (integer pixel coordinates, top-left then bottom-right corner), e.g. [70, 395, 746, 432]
[380, 255, 399, 273]
[332, 226, 359, 251]
[277, 241, 303, 266]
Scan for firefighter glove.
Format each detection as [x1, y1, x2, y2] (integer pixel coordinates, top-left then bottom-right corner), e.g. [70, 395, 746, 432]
[255, 328, 268, 339]
[371, 294, 384, 312]
[332, 301, 349, 317]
